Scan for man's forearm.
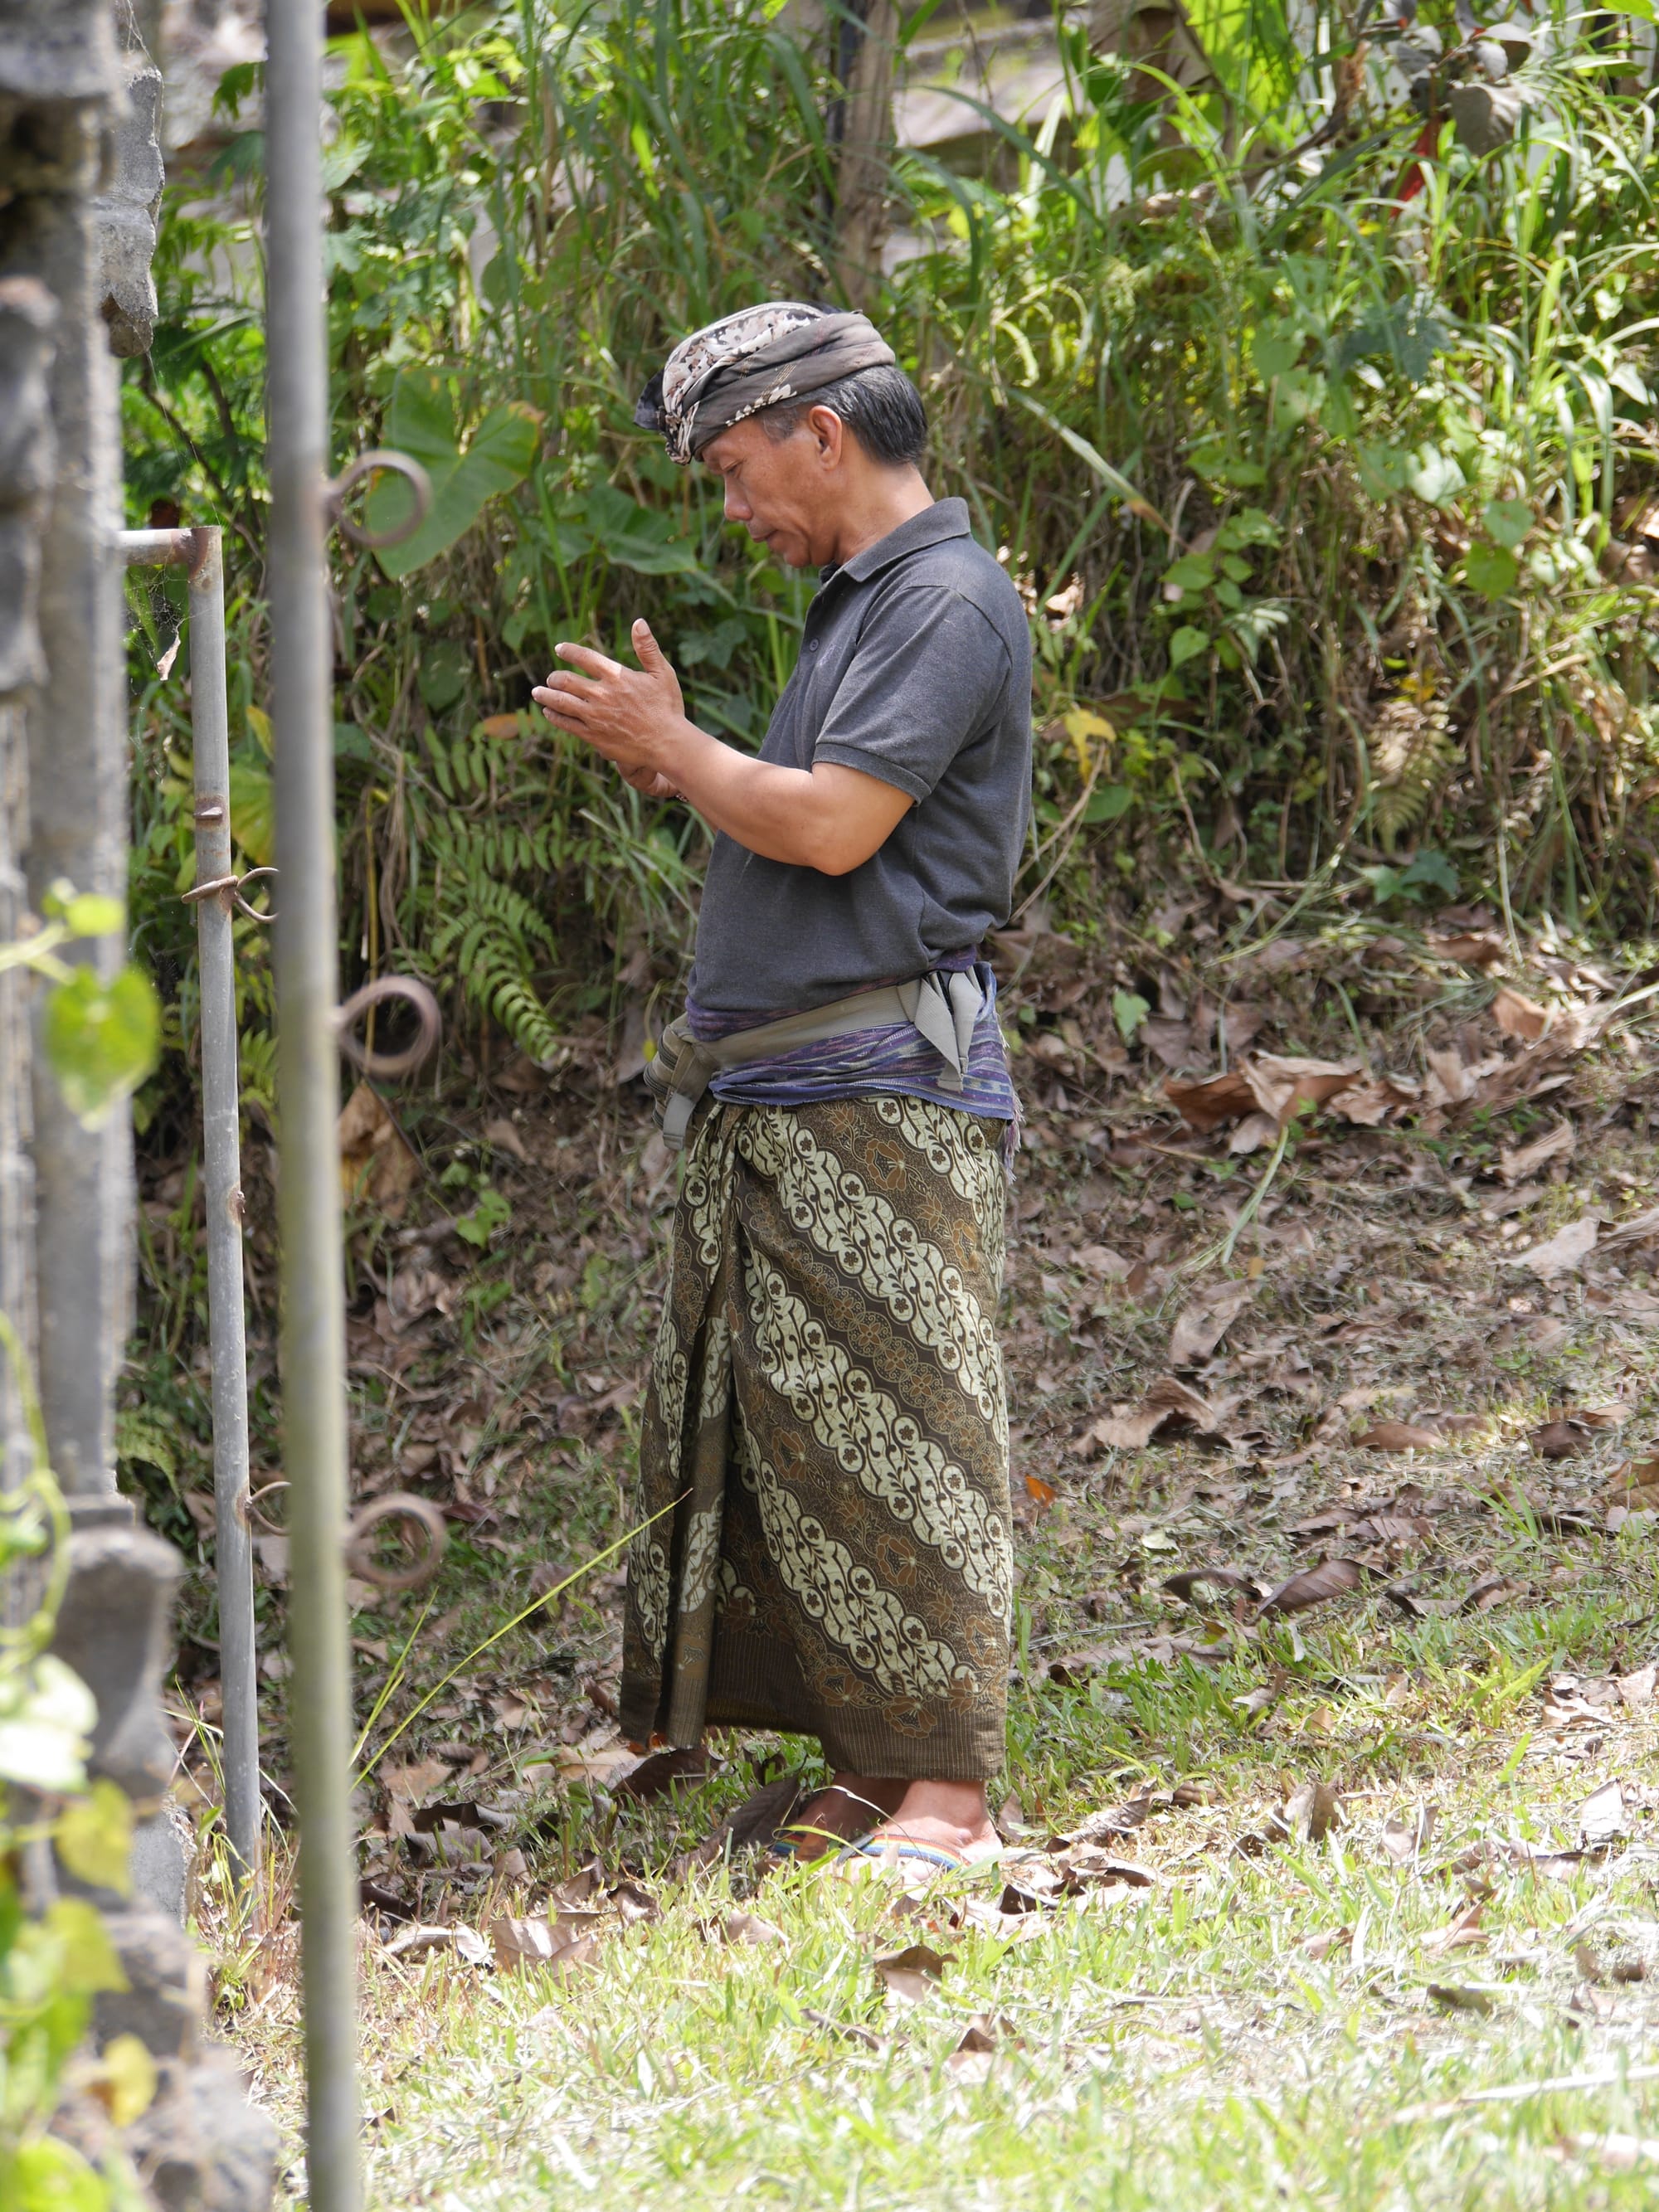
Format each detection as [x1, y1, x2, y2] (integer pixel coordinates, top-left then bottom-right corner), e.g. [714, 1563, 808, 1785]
[532, 621, 911, 875]
[657, 719, 857, 872]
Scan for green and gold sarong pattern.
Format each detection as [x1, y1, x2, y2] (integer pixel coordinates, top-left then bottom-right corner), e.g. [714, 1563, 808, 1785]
[620, 1094, 1012, 1780]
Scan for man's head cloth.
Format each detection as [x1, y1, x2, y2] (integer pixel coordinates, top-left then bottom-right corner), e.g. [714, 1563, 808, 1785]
[635, 301, 896, 465]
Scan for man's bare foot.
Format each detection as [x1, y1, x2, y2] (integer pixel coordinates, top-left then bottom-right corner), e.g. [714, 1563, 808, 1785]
[861, 1779, 998, 1862]
[777, 1773, 905, 1860]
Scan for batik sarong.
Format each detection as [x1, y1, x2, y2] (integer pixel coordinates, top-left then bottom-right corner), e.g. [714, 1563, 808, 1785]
[620, 1094, 1012, 1780]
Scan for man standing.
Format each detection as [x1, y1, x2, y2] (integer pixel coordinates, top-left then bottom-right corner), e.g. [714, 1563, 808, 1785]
[533, 303, 1031, 1869]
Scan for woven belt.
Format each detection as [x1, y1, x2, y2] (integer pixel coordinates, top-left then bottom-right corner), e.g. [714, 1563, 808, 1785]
[649, 970, 985, 1151]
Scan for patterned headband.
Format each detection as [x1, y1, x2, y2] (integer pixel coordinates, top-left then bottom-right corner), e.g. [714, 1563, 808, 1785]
[634, 301, 897, 464]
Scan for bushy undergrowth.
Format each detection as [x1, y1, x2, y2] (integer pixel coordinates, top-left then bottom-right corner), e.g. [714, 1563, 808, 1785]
[125, 0, 1659, 1143]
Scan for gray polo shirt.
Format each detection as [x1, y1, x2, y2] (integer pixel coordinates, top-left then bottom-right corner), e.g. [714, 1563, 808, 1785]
[687, 498, 1033, 1018]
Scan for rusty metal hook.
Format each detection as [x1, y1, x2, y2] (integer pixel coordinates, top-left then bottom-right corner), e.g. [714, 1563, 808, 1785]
[237, 1480, 447, 1592]
[324, 448, 432, 552]
[344, 1492, 449, 1592]
[182, 863, 279, 923]
[241, 1479, 291, 1537]
[231, 865, 280, 921]
[333, 975, 443, 1081]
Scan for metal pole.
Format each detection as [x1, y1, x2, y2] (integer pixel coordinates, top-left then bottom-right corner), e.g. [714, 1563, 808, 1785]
[183, 528, 261, 1887]
[265, 0, 362, 2203]
[121, 525, 263, 1888]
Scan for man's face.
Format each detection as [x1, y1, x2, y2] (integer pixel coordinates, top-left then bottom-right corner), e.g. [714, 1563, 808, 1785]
[699, 411, 842, 570]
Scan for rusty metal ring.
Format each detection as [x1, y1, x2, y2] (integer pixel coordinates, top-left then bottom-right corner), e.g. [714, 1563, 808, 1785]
[324, 449, 433, 552]
[345, 1492, 449, 1592]
[232, 865, 279, 923]
[241, 1479, 290, 1536]
[333, 975, 443, 1080]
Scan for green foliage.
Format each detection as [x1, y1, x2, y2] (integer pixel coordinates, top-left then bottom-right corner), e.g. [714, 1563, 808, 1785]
[1356, 849, 1461, 907]
[366, 371, 542, 580]
[0, 887, 160, 1135]
[124, 0, 1659, 1151]
[0, 1323, 145, 2211]
[41, 972, 161, 1134]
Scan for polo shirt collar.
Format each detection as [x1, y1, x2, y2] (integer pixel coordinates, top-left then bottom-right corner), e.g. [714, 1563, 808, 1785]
[830, 497, 972, 586]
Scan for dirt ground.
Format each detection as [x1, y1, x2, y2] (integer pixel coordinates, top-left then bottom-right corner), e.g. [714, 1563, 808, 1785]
[154, 890, 1659, 2202]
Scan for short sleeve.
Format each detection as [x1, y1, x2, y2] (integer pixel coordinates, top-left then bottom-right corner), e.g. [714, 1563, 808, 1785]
[811, 585, 1011, 804]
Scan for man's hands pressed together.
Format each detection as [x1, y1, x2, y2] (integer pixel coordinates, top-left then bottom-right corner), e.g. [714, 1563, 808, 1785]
[531, 619, 912, 878]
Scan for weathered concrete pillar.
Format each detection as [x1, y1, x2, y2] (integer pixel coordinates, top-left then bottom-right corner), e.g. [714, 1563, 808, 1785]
[16, 0, 133, 1503]
[0, 4, 276, 2202]
[0, 269, 53, 1491]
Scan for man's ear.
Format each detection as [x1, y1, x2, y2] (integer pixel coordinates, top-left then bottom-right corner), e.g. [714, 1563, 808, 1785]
[807, 404, 844, 467]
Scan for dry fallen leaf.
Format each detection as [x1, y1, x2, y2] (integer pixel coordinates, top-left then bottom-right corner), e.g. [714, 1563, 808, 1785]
[490, 1917, 601, 1979]
[1352, 1421, 1443, 1452]
[1255, 1558, 1365, 1619]
[945, 2015, 1001, 2082]
[1421, 1902, 1486, 1955]
[1531, 1418, 1591, 1461]
[1090, 1376, 1232, 1451]
[1168, 1279, 1253, 1369]
[1380, 1805, 1436, 1865]
[338, 1082, 422, 1218]
[873, 1943, 949, 2005]
[1506, 1213, 1599, 1279]
[1165, 1053, 1372, 1136]
[1163, 1566, 1258, 1606]
[1492, 986, 1549, 1042]
[618, 1747, 709, 1801]
[1579, 1780, 1626, 1845]
[1618, 1664, 1657, 1709]
[1464, 1574, 1521, 1613]
[1302, 1926, 1353, 1962]
[1282, 1780, 1341, 1842]
[721, 1911, 786, 1947]
[1498, 1120, 1574, 1185]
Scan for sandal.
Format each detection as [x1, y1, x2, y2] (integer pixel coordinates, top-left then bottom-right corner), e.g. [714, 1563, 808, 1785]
[832, 1830, 1004, 1881]
[769, 1783, 894, 1864]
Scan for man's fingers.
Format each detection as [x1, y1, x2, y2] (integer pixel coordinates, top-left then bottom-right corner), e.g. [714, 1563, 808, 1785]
[533, 677, 599, 712]
[554, 641, 623, 678]
[632, 618, 669, 672]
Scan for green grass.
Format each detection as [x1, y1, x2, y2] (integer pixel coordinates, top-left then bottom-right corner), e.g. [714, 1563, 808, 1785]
[200, 955, 1659, 2207]
[270, 1675, 1659, 2208]
[231, 1552, 1659, 2209]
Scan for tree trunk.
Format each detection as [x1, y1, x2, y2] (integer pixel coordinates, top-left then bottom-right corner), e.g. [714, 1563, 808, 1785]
[800, 0, 899, 311]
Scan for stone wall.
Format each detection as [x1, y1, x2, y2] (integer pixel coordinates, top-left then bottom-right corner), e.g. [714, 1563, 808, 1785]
[0, 2, 275, 2203]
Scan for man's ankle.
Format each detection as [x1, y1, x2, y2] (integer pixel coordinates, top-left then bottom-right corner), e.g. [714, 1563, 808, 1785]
[888, 1779, 993, 1841]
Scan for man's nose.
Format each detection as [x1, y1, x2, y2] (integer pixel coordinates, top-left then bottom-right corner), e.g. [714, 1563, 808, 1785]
[723, 482, 751, 523]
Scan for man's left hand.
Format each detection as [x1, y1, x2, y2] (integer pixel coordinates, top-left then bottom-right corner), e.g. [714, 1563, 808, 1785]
[532, 620, 686, 777]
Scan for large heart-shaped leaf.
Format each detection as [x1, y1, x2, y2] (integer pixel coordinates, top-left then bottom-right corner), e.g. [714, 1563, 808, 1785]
[581, 483, 699, 576]
[368, 372, 541, 580]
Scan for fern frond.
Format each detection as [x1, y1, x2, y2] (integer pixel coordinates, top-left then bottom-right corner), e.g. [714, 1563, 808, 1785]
[1369, 695, 1456, 849]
